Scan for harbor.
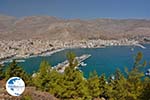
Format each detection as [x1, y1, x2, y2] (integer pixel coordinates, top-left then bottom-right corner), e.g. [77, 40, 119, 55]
[53, 54, 91, 73]
[0, 39, 141, 63]
[1, 44, 150, 78]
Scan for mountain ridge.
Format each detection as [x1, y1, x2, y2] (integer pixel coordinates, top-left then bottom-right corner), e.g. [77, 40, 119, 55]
[0, 15, 150, 41]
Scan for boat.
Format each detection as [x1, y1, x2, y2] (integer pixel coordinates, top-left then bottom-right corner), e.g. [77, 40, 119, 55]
[111, 75, 115, 80]
[131, 47, 134, 51]
[80, 62, 87, 67]
[145, 69, 150, 76]
[16, 59, 25, 63]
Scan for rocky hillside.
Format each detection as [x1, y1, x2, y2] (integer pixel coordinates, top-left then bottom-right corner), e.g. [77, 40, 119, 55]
[0, 15, 150, 41]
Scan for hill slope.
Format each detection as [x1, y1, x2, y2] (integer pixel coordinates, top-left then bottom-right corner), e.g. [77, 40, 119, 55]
[0, 15, 150, 41]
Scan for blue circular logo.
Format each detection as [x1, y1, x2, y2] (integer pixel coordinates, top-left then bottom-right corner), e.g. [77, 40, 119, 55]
[6, 77, 25, 96]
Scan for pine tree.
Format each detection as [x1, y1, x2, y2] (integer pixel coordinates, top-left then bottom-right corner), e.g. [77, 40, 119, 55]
[59, 52, 90, 99]
[88, 70, 101, 99]
[66, 51, 77, 68]
[63, 67, 90, 100]
[5, 60, 31, 85]
[0, 64, 4, 79]
[126, 52, 146, 100]
[139, 77, 150, 100]
[110, 69, 128, 100]
[33, 60, 51, 91]
[48, 69, 65, 98]
[99, 74, 112, 99]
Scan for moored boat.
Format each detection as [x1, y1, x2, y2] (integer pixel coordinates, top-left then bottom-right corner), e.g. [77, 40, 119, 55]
[145, 69, 150, 76]
[80, 62, 87, 67]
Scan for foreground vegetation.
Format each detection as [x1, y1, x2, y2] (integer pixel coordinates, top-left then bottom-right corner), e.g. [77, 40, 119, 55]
[0, 52, 150, 100]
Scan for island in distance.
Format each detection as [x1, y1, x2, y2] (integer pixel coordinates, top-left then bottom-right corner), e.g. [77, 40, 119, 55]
[0, 15, 150, 42]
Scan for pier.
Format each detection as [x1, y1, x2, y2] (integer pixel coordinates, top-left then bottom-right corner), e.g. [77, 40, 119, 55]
[53, 54, 91, 73]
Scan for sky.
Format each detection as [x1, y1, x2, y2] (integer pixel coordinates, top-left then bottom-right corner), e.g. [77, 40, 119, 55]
[0, 0, 150, 19]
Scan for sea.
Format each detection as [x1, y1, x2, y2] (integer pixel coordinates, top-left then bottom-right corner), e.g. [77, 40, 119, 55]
[5, 44, 150, 78]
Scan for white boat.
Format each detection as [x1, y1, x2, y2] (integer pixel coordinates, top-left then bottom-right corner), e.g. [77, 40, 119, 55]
[80, 62, 87, 67]
[145, 69, 150, 76]
[131, 48, 134, 51]
[16, 59, 25, 62]
[111, 75, 115, 80]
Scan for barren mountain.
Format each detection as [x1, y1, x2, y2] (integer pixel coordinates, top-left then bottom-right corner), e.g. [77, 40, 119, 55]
[0, 15, 150, 41]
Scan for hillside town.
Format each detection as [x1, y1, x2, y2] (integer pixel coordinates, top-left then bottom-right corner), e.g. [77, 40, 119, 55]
[0, 39, 139, 63]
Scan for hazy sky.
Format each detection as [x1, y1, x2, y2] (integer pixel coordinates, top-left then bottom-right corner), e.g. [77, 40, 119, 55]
[0, 0, 150, 19]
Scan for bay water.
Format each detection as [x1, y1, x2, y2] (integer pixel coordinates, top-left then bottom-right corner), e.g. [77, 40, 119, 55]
[8, 44, 150, 78]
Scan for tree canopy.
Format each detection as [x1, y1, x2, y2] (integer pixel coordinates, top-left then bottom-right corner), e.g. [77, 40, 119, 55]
[1, 52, 150, 100]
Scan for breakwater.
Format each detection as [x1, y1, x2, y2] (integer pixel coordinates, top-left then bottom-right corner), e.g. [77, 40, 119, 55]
[53, 54, 91, 73]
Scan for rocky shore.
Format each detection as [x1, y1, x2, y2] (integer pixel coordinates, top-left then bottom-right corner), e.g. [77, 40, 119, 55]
[0, 38, 141, 64]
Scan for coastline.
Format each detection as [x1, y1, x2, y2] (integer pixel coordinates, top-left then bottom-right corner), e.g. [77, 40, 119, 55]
[0, 48, 65, 65]
[0, 39, 148, 65]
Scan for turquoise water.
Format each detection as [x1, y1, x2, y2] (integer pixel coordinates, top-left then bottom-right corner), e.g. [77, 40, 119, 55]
[7, 44, 150, 78]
